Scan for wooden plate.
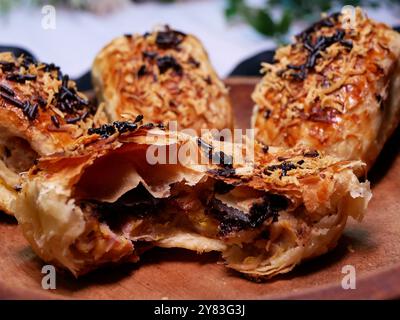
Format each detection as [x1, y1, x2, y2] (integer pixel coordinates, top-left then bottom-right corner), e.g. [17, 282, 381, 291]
[1, 77, 399, 300]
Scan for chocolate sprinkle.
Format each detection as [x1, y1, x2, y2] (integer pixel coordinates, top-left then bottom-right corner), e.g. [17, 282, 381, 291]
[80, 111, 89, 121]
[0, 92, 24, 108]
[303, 150, 319, 158]
[188, 56, 200, 68]
[37, 96, 47, 108]
[208, 167, 236, 178]
[142, 51, 158, 60]
[93, 125, 114, 136]
[296, 12, 341, 42]
[22, 55, 37, 69]
[88, 124, 116, 137]
[140, 123, 155, 129]
[155, 27, 186, 49]
[88, 120, 139, 138]
[279, 161, 297, 177]
[51, 115, 60, 128]
[62, 74, 69, 88]
[264, 161, 297, 177]
[113, 121, 138, 133]
[11, 101, 40, 121]
[293, 29, 352, 80]
[55, 76, 89, 116]
[283, 14, 352, 81]
[0, 61, 15, 71]
[134, 114, 144, 123]
[156, 56, 183, 75]
[157, 123, 166, 130]
[66, 115, 82, 124]
[0, 55, 93, 122]
[6, 73, 37, 83]
[263, 109, 272, 119]
[0, 83, 15, 96]
[261, 144, 269, 153]
[26, 103, 38, 120]
[205, 76, 212, 85]
[137, 65, 147, 77]
[43, 62, 62, 79]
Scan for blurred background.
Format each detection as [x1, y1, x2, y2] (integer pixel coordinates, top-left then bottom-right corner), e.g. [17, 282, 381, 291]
[1, 0, 399, 79]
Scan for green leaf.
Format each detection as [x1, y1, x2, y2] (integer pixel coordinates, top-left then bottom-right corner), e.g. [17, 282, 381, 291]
[276, 9, 292, 34]
[243, 8, 277, 36]
[225, 0, 244, 19]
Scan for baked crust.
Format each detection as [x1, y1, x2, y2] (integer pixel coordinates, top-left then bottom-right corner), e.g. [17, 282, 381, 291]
[92, 26, 233, 133]
[252, 8, 400, 169]
[0, 52, 106, 214]
[15, 124, 371, 278]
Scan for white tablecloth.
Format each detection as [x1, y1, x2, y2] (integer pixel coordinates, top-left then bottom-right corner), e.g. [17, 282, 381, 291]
[1, 0, 399, 79]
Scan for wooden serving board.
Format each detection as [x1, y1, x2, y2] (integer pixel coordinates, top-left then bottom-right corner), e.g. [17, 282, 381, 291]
[0, 77, 399, 300]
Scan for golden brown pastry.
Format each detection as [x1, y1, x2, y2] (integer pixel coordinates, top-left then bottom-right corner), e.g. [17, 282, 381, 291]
[0, 52, 105, 215]
[15, 123, 371, 278]
[252, 8, 400, 169]
[92, 26, 233, 133]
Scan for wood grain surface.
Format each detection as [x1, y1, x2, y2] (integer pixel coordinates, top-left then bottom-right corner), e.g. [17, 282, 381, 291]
[0, 77, 399, 300]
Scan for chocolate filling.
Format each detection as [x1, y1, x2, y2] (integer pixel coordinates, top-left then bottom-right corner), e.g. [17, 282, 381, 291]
[207, 194, 289, 236]
[80, 184, 162, 231]
[79, 181, 288, 239]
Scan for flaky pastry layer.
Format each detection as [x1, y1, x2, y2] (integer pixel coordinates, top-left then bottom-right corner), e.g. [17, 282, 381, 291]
[15, 125, 371, 279]
[252, 8, 400, 169]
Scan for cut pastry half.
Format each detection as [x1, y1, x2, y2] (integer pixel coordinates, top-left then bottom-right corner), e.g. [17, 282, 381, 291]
[92, 25, 233, 133]
[0, 52, 106, 215]
[252, 8, 400, 169]
[15, 123, 371, 279]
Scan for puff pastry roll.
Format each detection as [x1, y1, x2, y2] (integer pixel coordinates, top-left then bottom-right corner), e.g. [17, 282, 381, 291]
[0, 52, 105, 214]
[252, 9, 400, 169]
[16, 122, 371, 279]
[92, 26, 233, 133]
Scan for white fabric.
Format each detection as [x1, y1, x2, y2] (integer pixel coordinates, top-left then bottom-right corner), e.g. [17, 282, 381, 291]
[0, 1, 399, 79]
